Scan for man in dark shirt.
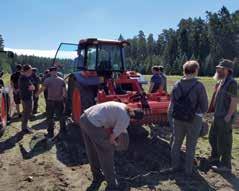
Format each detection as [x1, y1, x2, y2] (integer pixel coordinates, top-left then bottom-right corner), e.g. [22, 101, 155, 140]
[209, 59, 238, 172]
[19, 65, 35, 134]
[31, 68, 40, 114]
[10, 64, 22, 117]
[37, 67, 66, 138]
[148, 66, 162, 93]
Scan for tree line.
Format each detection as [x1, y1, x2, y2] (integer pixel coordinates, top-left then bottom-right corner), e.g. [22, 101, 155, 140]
[123, 6, 239, 76]
[1, 6, 239, 76]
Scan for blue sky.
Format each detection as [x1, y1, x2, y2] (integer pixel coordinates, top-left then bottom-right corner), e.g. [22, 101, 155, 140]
[1, 0, 239, 51]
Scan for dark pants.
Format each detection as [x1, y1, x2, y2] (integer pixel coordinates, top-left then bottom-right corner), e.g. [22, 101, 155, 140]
[22, 100, 32, 130]
[209, 117, 233, 168]
[171, 116, 202, 175]
[46, 100, 65, 136]
[33, 95, 39, 114]
[79, 113, 118, 186]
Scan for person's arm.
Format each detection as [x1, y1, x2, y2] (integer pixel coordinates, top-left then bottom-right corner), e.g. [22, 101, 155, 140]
[198, 84, 208, 114]
[110, 112, 130, 145]
[62, 86, 66, 99]
[148, 82, 154, 93]
[36, 79, 48, 97]
[224, 81, 238, 122]
[36, 85, 46, 97]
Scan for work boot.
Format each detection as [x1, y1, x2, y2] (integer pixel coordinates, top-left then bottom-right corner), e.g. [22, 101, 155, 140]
[105, 179, 119, 191]
[45, 131, 54, 139]
[22, 127, 33, 134]
[159, 167, 183, 175]
[86, 174, 104, 191]
[106, 183, 119, 191]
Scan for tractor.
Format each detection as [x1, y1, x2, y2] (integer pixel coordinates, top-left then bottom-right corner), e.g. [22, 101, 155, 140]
[0, 50, 13, 137]
[53, 38, 170, 130]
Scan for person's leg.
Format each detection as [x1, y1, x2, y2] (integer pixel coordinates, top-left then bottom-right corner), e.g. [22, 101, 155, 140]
[209, 118, 220, 161]
[80, 114, 117, 186]
[44, 91, 48, 112]
[33, 95, 39, 114]
[171, 120, 187, 170]
[95, 140, 116, 186]
[185, 116, 202, 175]
[46, 101, 55, 137]
[79, 114, 102, 178]
[14, 92, 21, 116]
[218, 119, 233, 169]
[21, 101, 27, 129]
[21, 100, 32, 130]
[55, 101, 66, 133]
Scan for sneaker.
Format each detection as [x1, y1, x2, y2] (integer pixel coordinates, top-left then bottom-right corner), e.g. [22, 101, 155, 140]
[22, 127, 33, 134]
[211, 165, 232, 173]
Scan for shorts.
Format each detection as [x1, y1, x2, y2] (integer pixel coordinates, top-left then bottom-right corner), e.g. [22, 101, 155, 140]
[13, 92, 21, 104]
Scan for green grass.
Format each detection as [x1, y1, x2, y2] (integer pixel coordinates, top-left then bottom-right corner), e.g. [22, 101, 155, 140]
[1, 75, 239, 190]
[144, 75, 239, 165]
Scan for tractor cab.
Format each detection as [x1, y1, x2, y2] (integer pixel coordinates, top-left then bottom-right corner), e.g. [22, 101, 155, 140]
[53, 39, 169, 127]
[53, 39, 145, 92]
[53, 39, 127, 74]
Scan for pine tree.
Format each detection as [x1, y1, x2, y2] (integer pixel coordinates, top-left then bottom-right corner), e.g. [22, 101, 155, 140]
[0, 34, 4, 50]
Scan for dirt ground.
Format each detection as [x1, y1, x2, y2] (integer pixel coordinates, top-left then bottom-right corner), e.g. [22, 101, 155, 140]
[0, 112, 239, 191]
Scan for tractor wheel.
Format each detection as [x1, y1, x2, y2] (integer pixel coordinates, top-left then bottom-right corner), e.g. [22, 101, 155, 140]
[0, 93, 7, 137]
[72, 88, 81, 123]
[128, 126, 149, 141]
[67, 75, 97, 124]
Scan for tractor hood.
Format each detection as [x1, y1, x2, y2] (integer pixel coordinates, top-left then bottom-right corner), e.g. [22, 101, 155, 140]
[73, 71, 101, 86]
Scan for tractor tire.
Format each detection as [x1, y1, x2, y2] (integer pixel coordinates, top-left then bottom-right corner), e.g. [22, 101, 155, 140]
[67, 74, 97, 124]
[0, 92, 8, 138]
[128, 126, 149, 141]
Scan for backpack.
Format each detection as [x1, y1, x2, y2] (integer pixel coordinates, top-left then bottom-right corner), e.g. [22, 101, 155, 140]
[172, 81, 199, 122]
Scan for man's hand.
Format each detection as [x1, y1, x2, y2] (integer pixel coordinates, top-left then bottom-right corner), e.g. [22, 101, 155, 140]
[109, 134, 118, 146]
[224, 114, 232, 123]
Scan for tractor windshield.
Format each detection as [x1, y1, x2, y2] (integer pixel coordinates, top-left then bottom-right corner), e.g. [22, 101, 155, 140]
[97, 45, 123, 72]
[53, 43, 84, 74]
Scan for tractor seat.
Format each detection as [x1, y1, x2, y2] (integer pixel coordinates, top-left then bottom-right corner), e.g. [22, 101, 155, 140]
[97, 60, 112, 78]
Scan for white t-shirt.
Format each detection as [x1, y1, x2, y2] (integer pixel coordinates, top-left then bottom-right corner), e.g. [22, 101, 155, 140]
[84, 101, 130, 137]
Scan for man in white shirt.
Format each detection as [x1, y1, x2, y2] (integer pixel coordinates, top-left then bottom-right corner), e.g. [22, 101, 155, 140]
[79, 101, 144, 190]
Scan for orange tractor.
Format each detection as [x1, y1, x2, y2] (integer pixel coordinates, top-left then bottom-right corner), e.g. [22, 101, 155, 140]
[53, 38, 170, 128]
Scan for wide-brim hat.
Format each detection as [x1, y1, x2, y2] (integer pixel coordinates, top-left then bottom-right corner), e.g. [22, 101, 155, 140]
[216, 59, 234, 71]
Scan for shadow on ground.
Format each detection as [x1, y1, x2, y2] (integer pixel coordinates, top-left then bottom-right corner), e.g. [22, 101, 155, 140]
[55, 124, 215, 190]
[15, 119, 218, 190]
[0, 131, 24, 153]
